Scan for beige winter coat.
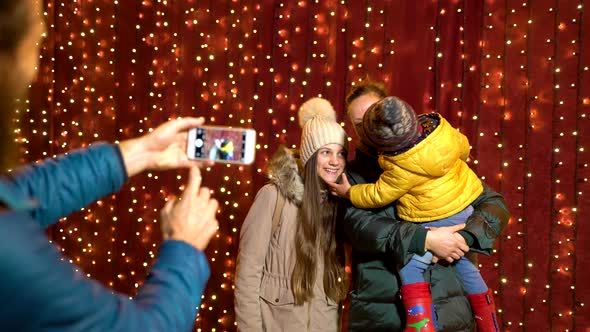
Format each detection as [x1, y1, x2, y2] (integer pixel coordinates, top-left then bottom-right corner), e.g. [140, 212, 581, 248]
[234, 147, 339, 332]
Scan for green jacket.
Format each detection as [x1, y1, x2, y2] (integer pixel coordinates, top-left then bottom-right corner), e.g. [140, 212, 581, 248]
[343, 149, 509, 332]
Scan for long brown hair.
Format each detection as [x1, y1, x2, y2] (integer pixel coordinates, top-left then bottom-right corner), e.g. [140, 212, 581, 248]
[0, 1, 33, 172]
[291, 151, 348, 305]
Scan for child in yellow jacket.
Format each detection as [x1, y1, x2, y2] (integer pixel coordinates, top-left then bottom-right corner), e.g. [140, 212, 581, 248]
[328, 96, 498, 332]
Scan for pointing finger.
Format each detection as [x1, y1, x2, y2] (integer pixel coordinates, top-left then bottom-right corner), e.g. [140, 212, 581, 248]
[184, 166, 202, 198]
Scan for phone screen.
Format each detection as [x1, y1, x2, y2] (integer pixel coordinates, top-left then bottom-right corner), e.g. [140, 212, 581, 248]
[192, 127, 249, 163]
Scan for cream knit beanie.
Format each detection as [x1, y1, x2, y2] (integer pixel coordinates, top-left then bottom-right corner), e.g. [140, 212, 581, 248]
[298, 97, 347, 165]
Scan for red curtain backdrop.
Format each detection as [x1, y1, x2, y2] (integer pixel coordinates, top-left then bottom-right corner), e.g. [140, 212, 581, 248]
[20, 0, 589, 331]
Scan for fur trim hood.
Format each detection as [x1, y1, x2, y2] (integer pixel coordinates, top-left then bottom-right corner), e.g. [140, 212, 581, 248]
[266, 145, 304, 206]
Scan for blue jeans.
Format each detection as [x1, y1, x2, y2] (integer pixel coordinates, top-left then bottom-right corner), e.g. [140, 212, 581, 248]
[399, 206, 488, 295]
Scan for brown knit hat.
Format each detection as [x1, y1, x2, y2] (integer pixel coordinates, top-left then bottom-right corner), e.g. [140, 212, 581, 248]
[360, 96, 420, 153]
[298, 97, 348, 164]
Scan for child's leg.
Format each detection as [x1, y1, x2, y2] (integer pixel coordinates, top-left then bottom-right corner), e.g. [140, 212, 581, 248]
[454, 256, 488, 295]
[455, 257, 499, 331]
[427, 205, 474, 227]
[399, 252, 433, 285]
[398, 206, 474, 332]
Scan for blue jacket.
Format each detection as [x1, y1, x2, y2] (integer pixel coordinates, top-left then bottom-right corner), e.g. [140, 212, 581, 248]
[0, 143, 210, 331]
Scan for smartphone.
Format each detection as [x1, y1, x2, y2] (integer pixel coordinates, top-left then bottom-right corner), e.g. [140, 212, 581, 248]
[187, 125, 256, 165]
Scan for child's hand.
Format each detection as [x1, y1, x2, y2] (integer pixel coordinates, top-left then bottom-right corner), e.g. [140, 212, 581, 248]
[326, 173, 352, 199]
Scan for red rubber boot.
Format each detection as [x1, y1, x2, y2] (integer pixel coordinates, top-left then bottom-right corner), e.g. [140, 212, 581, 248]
[468, 288, 499, 332]
[401, 282, 437, 332]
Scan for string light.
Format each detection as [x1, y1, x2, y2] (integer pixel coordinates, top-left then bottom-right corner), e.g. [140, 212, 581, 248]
[16, 1, 589, 331]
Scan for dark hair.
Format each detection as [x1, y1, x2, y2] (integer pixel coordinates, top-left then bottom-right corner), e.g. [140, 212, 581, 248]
[345, 80, 388, 107]
[291, 151, 348, 305]
[0, 0, 34, 172]
[0, 1, 31, 54]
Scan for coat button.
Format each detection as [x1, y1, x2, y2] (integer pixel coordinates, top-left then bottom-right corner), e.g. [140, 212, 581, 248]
[275, 298, 279, 303]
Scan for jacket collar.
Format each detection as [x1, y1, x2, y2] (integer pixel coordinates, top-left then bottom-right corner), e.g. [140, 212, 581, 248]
[266, 146, 304, 206]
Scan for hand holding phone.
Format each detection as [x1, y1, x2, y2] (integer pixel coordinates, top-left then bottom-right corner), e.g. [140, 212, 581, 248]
[187, 125, 256, 165]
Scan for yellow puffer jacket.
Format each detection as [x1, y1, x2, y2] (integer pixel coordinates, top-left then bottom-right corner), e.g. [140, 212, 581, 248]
[349, 114, 483, 222]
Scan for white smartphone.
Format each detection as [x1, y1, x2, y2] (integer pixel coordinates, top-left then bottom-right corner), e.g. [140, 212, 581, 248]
[187, 125, 256, 165]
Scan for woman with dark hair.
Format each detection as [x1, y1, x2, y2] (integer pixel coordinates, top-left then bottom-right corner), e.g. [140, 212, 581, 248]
[235, 97, 348, 331]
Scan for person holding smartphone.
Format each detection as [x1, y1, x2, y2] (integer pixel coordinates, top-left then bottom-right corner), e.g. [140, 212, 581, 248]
[0, 1, 218, 331]
[340, 81, 509, 331]
[235, 97, 349, 331]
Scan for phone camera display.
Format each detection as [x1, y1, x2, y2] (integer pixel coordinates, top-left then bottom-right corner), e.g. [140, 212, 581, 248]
[193, 128, 206, 158]
[193, 128, 245, 162]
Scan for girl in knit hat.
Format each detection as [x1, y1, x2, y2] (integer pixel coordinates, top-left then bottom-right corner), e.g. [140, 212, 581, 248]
[235, 97, 349, 331]
[328, 96, 499, 332]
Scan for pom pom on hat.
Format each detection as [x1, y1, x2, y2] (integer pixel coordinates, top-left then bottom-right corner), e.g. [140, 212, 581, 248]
[298, 97, 337, 127]
[298, 97, 347, 165]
